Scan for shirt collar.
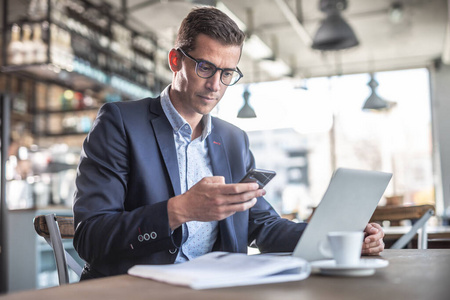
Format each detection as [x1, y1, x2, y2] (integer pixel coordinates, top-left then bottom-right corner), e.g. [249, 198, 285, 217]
[160, 85, 212, 141]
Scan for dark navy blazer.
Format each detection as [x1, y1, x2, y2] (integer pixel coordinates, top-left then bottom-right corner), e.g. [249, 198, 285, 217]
[73, 97, 306, 278]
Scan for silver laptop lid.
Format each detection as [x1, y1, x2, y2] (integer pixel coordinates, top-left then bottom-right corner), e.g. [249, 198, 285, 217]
[292, 168, 392, 262]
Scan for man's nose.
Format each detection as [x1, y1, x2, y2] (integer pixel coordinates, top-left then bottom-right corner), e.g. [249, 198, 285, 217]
[205, 71, 222, 92]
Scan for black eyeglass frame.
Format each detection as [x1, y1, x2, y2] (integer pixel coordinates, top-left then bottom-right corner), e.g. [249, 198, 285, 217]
[177, 48, 243, 86]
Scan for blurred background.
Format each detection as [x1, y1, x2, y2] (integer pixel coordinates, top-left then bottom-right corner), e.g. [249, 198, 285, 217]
[1, 0, 450, 293]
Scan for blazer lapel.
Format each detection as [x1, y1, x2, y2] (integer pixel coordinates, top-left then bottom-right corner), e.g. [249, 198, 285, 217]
[149, 98, 181, 196]
[206, 132, 232, 183]
[207, 129, 239, 252]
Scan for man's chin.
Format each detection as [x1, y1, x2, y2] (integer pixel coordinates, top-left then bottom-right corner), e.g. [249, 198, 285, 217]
[197, 104, 218, 115]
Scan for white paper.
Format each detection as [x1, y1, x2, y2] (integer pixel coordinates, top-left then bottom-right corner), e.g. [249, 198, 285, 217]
[128, 252, 311, 289]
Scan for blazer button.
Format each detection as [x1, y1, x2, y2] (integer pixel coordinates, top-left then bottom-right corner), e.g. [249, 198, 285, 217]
[150, 232, 157, 239]
[169, 248, 177, 254]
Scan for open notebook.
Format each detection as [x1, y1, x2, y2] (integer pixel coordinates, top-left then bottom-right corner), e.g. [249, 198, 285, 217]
[128, 252, 310, 289]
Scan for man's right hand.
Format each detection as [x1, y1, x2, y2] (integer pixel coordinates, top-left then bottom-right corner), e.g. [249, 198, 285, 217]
[167, 176, 265, 230]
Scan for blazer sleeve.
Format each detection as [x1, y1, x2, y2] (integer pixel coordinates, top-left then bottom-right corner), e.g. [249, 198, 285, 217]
[248, 198, 308, 253]
[219, 123, 307, 253]
[73, 102, 181, 266]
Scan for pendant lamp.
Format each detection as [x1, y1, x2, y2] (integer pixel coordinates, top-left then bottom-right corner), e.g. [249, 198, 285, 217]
[237, 88, 257, 118]
[362, 73, 395, 111]
[312, 0, 359, 51]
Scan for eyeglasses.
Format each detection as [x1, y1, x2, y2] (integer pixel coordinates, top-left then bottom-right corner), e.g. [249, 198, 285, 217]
[178, 48, 243, 86]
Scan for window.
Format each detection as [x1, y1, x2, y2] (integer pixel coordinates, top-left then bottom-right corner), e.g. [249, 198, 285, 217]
[214, 68, 433, 220]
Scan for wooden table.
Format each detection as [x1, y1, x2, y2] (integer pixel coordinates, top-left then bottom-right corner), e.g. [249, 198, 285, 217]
[1, 249, 449, 300]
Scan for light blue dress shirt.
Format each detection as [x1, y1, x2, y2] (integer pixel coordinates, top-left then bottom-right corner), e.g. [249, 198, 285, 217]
[160, 86, 219, 263]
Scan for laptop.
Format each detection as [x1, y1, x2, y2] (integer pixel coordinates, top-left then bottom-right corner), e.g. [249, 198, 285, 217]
[291, 168, 392, 262]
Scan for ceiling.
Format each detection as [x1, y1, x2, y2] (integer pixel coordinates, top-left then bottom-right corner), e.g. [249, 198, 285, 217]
[101, 0, 449, 83]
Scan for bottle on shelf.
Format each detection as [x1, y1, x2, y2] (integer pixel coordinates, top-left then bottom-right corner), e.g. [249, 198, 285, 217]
[50, 24, 61, 67]
[61, 29, 74, 71]
[82, 90, 98, 108]
[27, 0, 48, 21]
[73, 92, 84, 110]
[12, 93, 28, 114]
[50, 24, 74, 71]
[61, 113, 76, 133]
[61, 89, 74, 110]
[33, 23, 48, 64]
[22, 24, 35, 64]
[48, 84, 64, 111]
[7, 24, 24, 65]
[78, 114, 92, 133]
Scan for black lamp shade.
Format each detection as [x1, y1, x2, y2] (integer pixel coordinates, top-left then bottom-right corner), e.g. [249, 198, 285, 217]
[362, 75, 395, 111]
[237, 89, 257, 118]
[362, 92, 390, 110]
[237, 103, 257, 118]
[312, 13, 359, 51]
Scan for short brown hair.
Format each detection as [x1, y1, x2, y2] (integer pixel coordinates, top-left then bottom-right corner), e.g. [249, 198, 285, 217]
[175, 6, 245, 53]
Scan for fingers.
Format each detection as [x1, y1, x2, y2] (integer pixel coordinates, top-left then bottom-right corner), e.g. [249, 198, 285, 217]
[212, 183, 264, 212]
[364, 223, 384, 243]
[170, 177, 265, 225]
[228, 197, 258, 212]
[205, 178, 265, 204]
[218, 181, 260, 196]
[362, 239, 385, 255]
[362, 222, 385, 255]
[199, 177, 263, 200]
[202, 176, 226, 184]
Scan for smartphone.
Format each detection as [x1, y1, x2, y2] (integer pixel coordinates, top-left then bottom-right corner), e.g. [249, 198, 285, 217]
[239, 168, 276, 188]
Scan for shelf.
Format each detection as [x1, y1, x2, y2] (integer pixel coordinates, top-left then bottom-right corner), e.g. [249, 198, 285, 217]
[34, 131, 89, 137]
[7, 16, 50, 26]
[12, 111, 33, 122]
[33, 107, 100, 114]
[1, 64, 106, 91]
[2, 0, 169, 99]
[65, 4, 111, 38]
[1, 62, 155, 100]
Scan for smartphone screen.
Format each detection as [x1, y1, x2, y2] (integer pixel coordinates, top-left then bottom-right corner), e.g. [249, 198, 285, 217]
[239, 168, 276, 188]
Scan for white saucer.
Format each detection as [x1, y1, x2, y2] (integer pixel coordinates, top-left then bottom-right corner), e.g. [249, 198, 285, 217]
[310, 258, 389, 277]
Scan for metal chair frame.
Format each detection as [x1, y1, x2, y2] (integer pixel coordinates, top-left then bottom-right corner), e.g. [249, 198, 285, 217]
[370, 205, 435, 249]
[33, 214, 83, 285]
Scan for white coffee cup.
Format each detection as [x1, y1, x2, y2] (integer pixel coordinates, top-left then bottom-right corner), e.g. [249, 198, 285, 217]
[327, 231, 364, 266]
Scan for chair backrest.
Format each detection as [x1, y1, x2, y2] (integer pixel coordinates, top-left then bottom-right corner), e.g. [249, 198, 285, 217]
[370, 204, 435, 249]
[33, 214, 83, 285]
[369, 204, 435, 224]
[34, 215, 75, 239]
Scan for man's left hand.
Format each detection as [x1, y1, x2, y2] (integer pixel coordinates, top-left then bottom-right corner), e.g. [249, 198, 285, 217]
[362, 222, 385, 255]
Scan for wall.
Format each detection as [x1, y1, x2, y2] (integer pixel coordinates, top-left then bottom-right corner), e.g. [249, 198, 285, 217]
[430, 62, 450, 219]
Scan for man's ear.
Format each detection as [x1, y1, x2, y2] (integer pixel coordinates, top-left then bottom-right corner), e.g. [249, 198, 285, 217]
[168, 49, 182, 72]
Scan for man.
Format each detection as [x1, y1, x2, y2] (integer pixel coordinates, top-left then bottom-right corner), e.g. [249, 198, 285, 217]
[73, 6, 384, 280]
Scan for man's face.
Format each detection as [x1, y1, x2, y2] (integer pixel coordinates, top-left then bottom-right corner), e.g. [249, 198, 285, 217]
[170, 34, 242, 121]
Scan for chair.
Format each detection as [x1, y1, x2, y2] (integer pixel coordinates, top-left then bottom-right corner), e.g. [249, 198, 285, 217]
[33, 214, 83, 285]
[370, 204, 435, 249]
